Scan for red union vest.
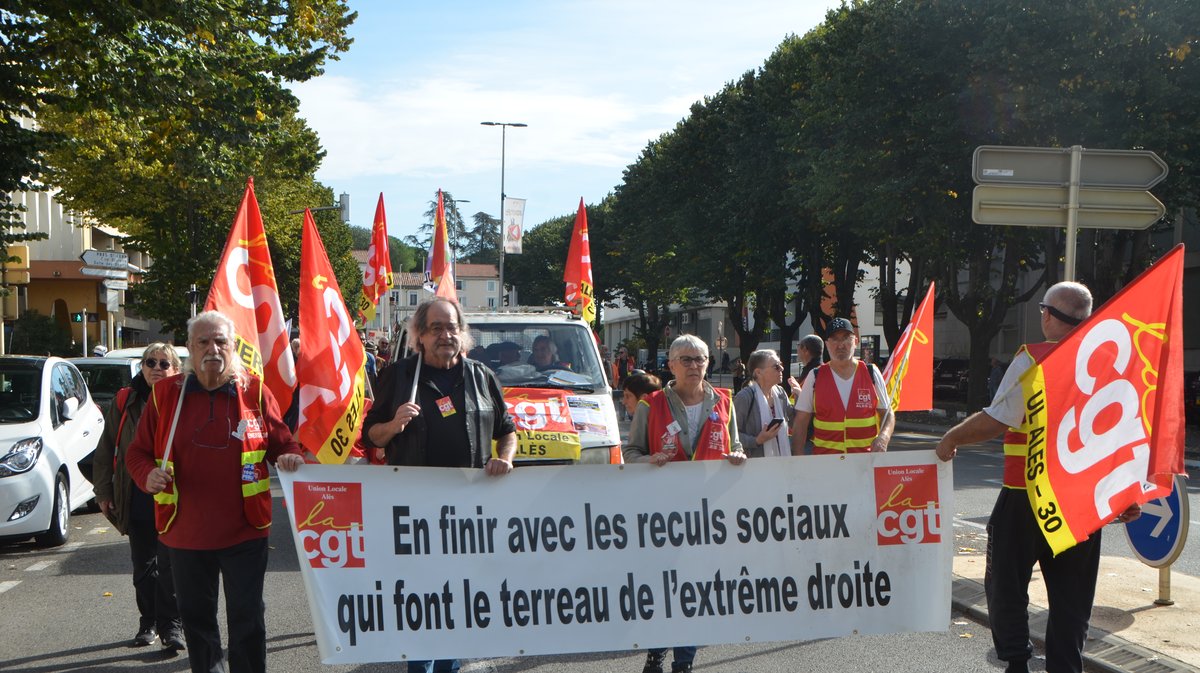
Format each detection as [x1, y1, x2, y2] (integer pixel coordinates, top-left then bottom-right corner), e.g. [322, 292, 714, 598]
[1000, 342, 1055, 489]
[149, 374, 272, 534]
[811, 361, 880, 454]
[644, 387, 732, 461]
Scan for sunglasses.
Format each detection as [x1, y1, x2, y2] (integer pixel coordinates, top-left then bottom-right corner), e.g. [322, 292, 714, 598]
[143, 358, 173, 370]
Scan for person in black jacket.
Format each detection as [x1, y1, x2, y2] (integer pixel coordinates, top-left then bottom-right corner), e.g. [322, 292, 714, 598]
[361, 298, 518, 673]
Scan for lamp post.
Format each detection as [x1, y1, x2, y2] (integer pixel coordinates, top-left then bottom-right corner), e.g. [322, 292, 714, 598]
[480, 121, 526, 310]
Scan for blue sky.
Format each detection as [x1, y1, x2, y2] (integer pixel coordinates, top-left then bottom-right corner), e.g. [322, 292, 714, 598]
[292, 1, 843, 244]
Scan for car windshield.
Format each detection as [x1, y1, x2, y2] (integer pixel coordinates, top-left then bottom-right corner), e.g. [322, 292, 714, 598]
[467, 322, 605, 392]
[76, 362, 133, 406]
[0, 364, 41, 422]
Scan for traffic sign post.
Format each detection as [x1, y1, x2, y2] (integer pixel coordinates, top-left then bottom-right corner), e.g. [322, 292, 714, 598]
[1124, 474, 1189, 605]
[971, 145, 1169, 281]
[79, 249, 129, 270]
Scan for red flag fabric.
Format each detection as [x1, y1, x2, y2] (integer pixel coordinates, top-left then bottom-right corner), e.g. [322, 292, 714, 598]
[434, 265, 458, 303]
[357, 193, 394, 325]
[424, 189, 452, 290]
[205, 177, 296, 412]
[563, 198, 595, 323]
[296, 210, 367, 464]
[882, 281, 935, 411]
[1023, 244, 1186, 554]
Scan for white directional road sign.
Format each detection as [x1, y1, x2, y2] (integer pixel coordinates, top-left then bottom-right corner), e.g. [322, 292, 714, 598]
[103, 279, 129, 291]
[972, 185, 1166, 229]
[79, 249, 129, 270]
[973, 145, 1169, 189]
[80, 267, 128, 279]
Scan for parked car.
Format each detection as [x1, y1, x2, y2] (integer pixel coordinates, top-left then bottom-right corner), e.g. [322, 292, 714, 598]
[933, 357, 970, 397]
[0, 356, 105, 547]
[70, 356, 140, 408]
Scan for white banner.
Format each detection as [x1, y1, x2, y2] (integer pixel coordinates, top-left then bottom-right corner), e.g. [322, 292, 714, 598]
[278, 452, 953, 665]
[502, 197, 525, 254]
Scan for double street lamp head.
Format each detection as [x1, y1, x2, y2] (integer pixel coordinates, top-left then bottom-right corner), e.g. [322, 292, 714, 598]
[480, 121, 528, 128]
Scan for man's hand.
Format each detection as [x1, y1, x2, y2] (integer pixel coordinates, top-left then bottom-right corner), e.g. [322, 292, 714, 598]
[485, 457, 513, 476]
[276, 454, 305, 472]
[726, 450, 747, 465]
[390, 402, 421, 432]
[1116, 503, 1142, 524]
[144, 467, 173, 494]
[935, 437, 957, 462]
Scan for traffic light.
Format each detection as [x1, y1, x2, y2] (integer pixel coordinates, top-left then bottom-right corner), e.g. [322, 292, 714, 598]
[71, 312, 83, 323]
[502, 294, 510, 307]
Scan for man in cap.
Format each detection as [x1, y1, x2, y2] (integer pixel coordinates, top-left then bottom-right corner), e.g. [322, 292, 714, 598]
[790, 317, 893, 455]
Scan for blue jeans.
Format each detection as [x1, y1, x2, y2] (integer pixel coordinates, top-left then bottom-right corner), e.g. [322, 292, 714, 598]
[648, 646, 697, 667]
[407, 660, 460, 673]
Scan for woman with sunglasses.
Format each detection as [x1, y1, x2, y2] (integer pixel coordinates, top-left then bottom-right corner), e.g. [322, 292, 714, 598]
[92, 343, 186, 652]
[732, 349, 802, 458]
[622, 334, 745, 673]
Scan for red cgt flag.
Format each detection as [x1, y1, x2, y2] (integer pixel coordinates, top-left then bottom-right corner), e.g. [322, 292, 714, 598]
[563, 198, 595, 323]
[356, 193, 394, 325]
[1022, 244, 1186, 555]
[296, 210, 367, 464]
[205, 177, 296, 412]
[424, 189, 452, 290]
[882, 281, 935, 412]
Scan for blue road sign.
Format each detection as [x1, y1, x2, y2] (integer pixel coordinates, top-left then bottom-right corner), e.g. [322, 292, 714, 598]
[1124, 474, 1189, 568]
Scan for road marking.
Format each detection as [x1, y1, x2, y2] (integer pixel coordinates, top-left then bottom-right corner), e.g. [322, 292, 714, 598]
[87, 526, 109, 535]
[0, 580, 20, 594]
[25, 560, 55, 572]
[955, 518, 987, 531]
[62, 542, 84, 552]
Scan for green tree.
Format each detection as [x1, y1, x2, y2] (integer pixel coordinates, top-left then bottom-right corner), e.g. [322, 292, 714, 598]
[8, 311, 73, 356]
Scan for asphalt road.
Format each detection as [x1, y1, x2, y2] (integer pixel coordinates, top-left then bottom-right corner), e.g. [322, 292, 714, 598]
[2, 433, 1194, 673]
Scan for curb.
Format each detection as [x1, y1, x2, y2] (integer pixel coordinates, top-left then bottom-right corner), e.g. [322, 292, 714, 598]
[952, 574, 1200, 673]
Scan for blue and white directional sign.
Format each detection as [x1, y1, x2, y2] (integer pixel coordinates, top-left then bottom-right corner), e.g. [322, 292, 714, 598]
[1125, 474, 1189, 568]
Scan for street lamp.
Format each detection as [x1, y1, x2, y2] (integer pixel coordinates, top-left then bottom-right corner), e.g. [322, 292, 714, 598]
[480, 121, 527, 310]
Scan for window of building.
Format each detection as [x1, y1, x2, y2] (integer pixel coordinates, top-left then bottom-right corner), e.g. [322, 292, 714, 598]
[487, 280, 496, 292]
[408, 292, 418, 306]
[455, 280, 463, 291]
[487, 297, 496, 308]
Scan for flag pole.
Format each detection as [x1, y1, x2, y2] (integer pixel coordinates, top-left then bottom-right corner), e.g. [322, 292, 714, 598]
[408, 351, 422, 405]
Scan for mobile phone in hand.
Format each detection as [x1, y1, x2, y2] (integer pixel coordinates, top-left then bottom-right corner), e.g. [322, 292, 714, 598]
[766, 418, 783, 431]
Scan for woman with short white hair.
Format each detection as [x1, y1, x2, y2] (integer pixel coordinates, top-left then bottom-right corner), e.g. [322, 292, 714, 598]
[733, 349, 801, 458]
[622, 334, 745, 673]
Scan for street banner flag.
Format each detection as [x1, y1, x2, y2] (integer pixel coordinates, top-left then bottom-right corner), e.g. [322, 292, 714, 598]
[502, 197, 526, 254]
[434, 262, 458, 303]
[205, 177, 296, 413]
[297, 210, 367, 464]
[1022, 244, 1186, 555]
[356, 194, 394, 326]
[563, 198, 595, 323]
[424, 189, 452, 292]
[882, 281, 935, 411]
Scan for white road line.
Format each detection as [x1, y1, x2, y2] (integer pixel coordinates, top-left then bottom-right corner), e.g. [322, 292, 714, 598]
[0, 580, 20, 594]
[62, 542, 84, 552]
[25, 560, 55, 572]
[954, 518, 987, 531]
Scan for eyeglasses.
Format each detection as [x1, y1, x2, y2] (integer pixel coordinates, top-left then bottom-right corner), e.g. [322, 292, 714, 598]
[674, 356, 708, 367]
[1038, 302, 1082, 326]
[143, 358, 173, 370]
[425, 322, 460, 335]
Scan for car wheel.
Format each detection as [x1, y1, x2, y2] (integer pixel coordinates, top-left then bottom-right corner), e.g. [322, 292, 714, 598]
[35, 472, 70, 548]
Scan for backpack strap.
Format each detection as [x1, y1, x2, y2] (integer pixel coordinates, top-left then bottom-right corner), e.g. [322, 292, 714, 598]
[112, 387, 133, 469]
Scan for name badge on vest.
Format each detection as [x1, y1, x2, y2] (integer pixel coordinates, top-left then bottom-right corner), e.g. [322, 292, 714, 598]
[436, 396, 456, 417]
[666, 420, 682, 436]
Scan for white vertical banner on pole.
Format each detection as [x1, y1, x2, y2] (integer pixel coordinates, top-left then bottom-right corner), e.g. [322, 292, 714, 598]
[502, 197, 526, 254]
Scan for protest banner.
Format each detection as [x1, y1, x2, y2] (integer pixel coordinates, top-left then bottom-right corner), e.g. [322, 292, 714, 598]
[278, 452, 953, 664]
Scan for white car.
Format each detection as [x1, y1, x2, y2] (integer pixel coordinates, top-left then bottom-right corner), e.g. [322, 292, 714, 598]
[0, 356, 105, 547]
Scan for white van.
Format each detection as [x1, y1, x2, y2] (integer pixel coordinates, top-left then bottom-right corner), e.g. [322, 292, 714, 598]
[396, 310, 622, 465]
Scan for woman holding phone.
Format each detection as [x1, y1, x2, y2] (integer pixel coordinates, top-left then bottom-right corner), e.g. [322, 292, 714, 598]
[733, 349, 801, 458]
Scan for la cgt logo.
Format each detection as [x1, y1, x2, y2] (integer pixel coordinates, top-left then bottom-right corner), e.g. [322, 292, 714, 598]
[874, 464, 943, 545]
[294, 481, 367, 568]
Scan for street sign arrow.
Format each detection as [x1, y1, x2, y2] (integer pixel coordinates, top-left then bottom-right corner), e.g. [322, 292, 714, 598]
[1139, 499, 1173, 538]
[1125, 474, 1189, 568]
[973, 145, 1168, 189]
[80, 267, 129, 279]
[103, 279, 129, 291]
[79, 249, 129, 270]
[972, 185, 1166, 229]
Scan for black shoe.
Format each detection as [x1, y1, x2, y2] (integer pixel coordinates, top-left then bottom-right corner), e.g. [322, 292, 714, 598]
[160, 630, 186, 652]
[670, 664, 693, 673]
[132, 627, 157, 647]
[1004, 661, 1030, 673]
[642, 652, 665, 673]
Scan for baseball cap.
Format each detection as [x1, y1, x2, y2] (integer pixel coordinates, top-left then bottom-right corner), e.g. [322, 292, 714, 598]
[825, 317, 855, 338]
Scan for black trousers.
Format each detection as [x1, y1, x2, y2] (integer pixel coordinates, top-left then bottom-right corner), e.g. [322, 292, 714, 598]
[169, 538, 269, 673]
[985, 488, 1102, 673]
[128, 517, 180, 633]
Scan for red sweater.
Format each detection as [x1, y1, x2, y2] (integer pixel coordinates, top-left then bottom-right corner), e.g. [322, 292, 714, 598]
[126, 374, 302, 550]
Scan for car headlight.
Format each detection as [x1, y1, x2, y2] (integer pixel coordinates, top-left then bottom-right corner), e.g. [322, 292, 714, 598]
[0, 437, 43, 477]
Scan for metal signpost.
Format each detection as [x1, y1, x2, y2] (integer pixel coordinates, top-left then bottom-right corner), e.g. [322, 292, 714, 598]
[971, 145, 1169, 280]
[79, 249, 129, 350]
[1124, 474, 1190, 605]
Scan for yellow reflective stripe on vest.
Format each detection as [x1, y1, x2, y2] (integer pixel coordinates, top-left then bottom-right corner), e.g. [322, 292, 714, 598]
[153, 491, 178, 505]
[813, 418, 840, 430]
[844, 416, 877, 429]
[241, 449, 267, 465]
[242, 478, 271, 497]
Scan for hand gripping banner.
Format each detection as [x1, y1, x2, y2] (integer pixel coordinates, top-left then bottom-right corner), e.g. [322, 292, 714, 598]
[1022, 245, 1186, 554]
